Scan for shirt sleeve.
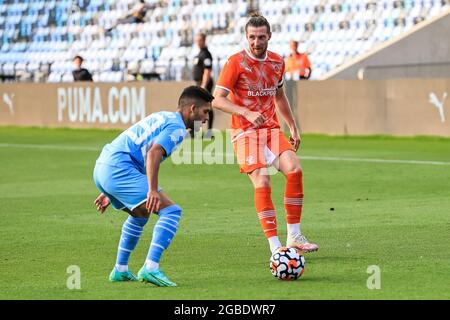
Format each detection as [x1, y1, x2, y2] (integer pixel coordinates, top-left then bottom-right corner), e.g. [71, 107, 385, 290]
[203, 51, 213, 69]
[154, 124, 186, 157]
[86, 70, 93, 82]
[216, 56, 239, 93]
[304, 55, 311, 69]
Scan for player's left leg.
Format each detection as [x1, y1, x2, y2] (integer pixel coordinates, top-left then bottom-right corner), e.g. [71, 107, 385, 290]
[137, 191, 180, 287]
[274, 150, 319, 253]
[268, 130, 318, 253]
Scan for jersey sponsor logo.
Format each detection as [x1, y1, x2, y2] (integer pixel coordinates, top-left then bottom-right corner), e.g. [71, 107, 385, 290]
[247, 85, 277, 97]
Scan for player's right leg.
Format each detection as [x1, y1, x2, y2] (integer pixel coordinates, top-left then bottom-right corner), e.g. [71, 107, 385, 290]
[234, 131, 283, 254]
[248, 169, 283, 254]
[109, 208, 148, 282]
[93, 163, 149, 282]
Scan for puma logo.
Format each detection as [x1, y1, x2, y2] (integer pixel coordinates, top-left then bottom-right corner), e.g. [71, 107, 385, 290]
[2, 93, 14, 115]
[266, 219, 276, 225]
[429, 92, 447, 123]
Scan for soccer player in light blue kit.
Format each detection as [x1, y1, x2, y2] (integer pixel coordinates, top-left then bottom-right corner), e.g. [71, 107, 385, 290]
[93, 86, 213, 286]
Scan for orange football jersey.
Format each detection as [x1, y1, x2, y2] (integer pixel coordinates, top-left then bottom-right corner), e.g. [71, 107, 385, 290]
[216, 49, 285, 137]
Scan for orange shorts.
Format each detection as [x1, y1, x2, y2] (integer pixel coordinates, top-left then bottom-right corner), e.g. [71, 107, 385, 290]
[233, 129, 294, 173]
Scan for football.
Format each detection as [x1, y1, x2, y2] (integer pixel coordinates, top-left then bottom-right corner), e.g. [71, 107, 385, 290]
[269, 247, 305, 280]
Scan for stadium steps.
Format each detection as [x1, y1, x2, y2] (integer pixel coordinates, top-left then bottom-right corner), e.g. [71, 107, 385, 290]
[319, 8, 450, 80]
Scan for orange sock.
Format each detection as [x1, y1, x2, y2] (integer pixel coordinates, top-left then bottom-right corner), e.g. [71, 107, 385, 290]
[254, 187, 278, 238]
[285, 171, 304, 224]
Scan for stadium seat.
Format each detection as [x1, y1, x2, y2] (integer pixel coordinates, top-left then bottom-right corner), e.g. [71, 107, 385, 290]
[1, 0, 449, 82]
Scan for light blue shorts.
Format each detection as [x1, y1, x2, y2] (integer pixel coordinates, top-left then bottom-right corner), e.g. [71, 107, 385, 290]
[93, 162, 160, 211]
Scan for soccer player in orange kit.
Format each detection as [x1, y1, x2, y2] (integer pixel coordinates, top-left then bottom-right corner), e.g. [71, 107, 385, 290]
[212, 13, 318, 254]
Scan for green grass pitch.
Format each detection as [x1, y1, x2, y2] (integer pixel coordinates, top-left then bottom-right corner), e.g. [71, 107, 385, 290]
[0, 127, 449, 299]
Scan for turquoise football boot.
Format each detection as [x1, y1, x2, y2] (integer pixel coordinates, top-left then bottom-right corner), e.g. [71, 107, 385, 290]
[109, 267, 138, 282]
[137, 267, 177, 287]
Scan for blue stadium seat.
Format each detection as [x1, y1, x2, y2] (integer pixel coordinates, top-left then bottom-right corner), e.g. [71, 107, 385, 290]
[1, 0, 449, 82]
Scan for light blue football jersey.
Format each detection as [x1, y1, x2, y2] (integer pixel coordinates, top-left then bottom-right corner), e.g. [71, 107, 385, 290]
[96, 111, 187, 173]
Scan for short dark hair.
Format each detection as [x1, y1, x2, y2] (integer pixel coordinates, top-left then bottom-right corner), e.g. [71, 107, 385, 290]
[196, 32, 207, 40]
[245, 12, 271, 33]
[73, 55, 84, 62]
[178, 86, 214, 108]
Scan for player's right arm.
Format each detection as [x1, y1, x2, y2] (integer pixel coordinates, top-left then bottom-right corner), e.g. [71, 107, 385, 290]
[94, 193, 110, 214]
[212, 88, 265, 127]
[212, 55, 265, 127]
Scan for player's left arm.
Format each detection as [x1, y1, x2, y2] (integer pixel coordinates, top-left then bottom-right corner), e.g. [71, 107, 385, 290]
[275, 86, 301, 151]
[145, 124, 185, 213]
[87, 70, 93, 82]
[304, 55, 312, 79]
[145, 144, 165, 213]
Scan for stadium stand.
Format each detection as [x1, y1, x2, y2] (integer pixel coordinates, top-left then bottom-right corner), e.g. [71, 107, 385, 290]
[0, 0, 449, 83]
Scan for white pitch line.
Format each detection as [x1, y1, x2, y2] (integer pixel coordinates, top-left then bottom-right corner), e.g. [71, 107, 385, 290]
[0, 143, 100, 151]
[299, 155, 450, 166]
[1, 143, 449, 166]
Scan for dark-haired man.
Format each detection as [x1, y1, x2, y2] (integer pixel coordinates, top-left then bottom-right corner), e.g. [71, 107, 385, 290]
[93, 86, 213, 287]
[72, 55, 93, 82]
[213, 14, 318, 256]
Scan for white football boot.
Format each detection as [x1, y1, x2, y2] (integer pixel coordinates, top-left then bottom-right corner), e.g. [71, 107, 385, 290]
[287, 233, 319, 253]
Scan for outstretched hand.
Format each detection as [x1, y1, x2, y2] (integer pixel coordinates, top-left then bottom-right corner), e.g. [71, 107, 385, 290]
[94, 193, 110, 214]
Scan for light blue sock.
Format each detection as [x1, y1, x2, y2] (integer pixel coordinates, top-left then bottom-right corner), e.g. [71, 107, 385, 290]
[145, 204, 182, 271]
[115, 216, 148, 270]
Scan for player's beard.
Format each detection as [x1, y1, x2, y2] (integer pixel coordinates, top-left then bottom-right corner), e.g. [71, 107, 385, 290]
[250, 43, 268, 59]
[186, 118, 202, 132]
